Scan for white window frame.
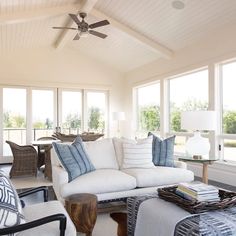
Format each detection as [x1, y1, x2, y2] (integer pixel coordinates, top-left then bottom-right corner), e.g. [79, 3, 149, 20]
[84, 89, 109, 136]
[58, 88, 83, 133]
[133, 81, 161, 138]
[31, 87, 57, 141]
[1, 85, 28, 160]
[217, 58, 236, 164]
[0, 85, 110, 162]
[166, 67, 209, 157]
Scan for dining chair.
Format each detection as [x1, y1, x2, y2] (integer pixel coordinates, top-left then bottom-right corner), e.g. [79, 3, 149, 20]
[37, 136, 57, 170]
[6, 141, 37, 178]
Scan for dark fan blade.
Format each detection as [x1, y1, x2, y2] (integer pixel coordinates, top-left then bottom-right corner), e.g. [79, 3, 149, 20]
[89, 20, 110, 29]
[52, 27, 77, 30]
[73, 33, 80, 40]
[69, 13, 81, 25]
[89, 30, 107, 39]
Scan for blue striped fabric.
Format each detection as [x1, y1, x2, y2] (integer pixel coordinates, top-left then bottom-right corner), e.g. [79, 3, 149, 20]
[148, 132, 175, 167]
[53, 136, 95, 182]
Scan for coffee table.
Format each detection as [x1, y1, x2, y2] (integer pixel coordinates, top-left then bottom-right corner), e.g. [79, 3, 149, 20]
[178, 156, 218, 184]
[65, 193, 97, 236]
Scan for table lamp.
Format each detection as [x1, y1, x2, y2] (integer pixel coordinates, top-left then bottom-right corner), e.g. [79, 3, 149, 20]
[181, 111, 216, 159]
[112, 112, 125, 136]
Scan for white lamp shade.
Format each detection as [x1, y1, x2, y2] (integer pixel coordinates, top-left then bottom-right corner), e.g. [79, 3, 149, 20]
[112, 112, 125, 121]
[181, 111, 216, 131]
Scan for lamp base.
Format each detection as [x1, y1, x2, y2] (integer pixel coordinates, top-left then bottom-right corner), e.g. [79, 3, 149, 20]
[185, 131, 210, 158]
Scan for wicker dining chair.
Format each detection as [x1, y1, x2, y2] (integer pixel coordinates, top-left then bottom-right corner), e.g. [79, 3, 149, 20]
[37, 137, 57, 170]
[37, 137, 57, 181]
[6, 141, 37, 178]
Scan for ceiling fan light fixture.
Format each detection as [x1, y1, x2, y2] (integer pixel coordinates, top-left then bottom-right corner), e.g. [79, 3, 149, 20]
[172, 0, 185, 10]
[79, 31, 89, 38]
[53, 13, 109, 40]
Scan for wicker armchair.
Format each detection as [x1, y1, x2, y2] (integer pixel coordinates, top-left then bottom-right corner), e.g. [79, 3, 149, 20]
[6, 141, 37, 178]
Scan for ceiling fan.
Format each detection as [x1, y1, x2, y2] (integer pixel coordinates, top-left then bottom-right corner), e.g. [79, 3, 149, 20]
[53, 12, 110, 40]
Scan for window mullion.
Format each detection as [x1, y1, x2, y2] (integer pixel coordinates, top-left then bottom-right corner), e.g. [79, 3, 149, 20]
[26, 87, 32, 143]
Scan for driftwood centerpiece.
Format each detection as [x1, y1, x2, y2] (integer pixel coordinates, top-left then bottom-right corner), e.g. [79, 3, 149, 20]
[52, 132, 104, 142]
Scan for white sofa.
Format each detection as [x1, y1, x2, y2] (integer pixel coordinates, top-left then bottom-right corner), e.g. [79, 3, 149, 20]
[51, 138, 194, 202]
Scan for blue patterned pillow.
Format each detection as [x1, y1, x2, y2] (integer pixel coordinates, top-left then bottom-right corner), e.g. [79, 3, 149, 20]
[0, 171, 25, 232]
[52, 136, 95, 182]
[148, 132, 175, 167]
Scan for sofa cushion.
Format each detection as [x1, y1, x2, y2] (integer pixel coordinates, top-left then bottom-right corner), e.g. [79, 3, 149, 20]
[0, 171, 25, 231]
[122, 167, 194, 187]
[112, 137, 136, 168]
[21, 200, 76, 236]
[148, 132, 175, 167]
[60, 169, 137, 198]
[122, 136, 154, 169]
[52, 136, 95, 182]
[83, 138, 119, 169]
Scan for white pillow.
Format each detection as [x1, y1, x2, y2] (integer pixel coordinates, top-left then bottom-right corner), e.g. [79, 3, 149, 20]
[112, 137, 136, 168]
[83, 138, 119, 170]
[0, 172, 25, 233]
[122, 136, 154, 169]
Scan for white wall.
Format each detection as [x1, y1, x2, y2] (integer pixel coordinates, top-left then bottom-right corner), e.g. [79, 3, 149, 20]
[124, 23, 236, 185]
[0, 47, 125, 136]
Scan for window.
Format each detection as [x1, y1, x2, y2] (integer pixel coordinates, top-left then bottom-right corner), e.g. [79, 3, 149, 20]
[220, 60, 236, 162]
[135, 83, 160, 137]
[32, 89, 54, 140]
[0, 86, 109, 161]
[85, 91, 107, 133]
[3, 88, 26, 156]
[61, 90, 82, 134]
[169, 69, 209, 155]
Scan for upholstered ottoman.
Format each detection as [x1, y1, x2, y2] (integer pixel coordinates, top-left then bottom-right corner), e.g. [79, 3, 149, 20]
[130, 197, 236, 236]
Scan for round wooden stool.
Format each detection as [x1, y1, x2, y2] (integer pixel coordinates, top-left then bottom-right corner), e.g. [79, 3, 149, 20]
[65, 193, 97, 236]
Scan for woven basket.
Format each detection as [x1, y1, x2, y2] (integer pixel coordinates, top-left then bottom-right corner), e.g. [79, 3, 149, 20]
[158, 186, 236, 214]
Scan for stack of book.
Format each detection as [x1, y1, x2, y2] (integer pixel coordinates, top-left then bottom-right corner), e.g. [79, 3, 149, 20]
[176, 182, 220, 202]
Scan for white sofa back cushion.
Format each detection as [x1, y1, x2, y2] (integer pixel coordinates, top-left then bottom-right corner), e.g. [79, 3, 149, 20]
[112, 137, 136, 168]
[122, 136, 155, 169]
[83, 138, 119, 170]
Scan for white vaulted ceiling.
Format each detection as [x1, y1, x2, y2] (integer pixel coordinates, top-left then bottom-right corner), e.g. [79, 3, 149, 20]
[1, 0, 236, 72]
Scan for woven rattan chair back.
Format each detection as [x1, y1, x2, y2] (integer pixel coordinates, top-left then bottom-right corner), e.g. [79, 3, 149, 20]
[6, 141, 37, 178]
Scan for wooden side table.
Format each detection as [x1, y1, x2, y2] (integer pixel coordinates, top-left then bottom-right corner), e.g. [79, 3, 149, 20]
[65, 193, 98, 236]
[179, 157, 218, 184]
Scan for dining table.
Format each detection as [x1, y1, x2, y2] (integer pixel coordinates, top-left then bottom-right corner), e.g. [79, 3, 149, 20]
[32, 139, 60, 181]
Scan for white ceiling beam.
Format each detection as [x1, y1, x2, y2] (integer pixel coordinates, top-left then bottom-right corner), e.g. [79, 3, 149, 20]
[54, 0, 99, 50]
[0, 3, 81, 25]
[91, 9, 173, 59]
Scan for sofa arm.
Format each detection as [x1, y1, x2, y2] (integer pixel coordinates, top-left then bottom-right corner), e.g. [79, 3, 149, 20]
[174, 160, 187, 169]
[52, 166, 68, 202]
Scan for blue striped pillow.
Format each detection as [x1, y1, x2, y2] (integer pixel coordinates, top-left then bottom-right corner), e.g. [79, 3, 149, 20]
[52, 136, 95, 182]
[148, 132, 175, 167]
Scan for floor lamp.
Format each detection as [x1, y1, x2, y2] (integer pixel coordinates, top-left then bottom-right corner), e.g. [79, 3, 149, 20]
[181, 111, 216, 159]
[112, 112, 125, 137]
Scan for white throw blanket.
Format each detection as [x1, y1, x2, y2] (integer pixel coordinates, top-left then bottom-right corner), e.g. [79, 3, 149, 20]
[134, 198, 190, 236]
